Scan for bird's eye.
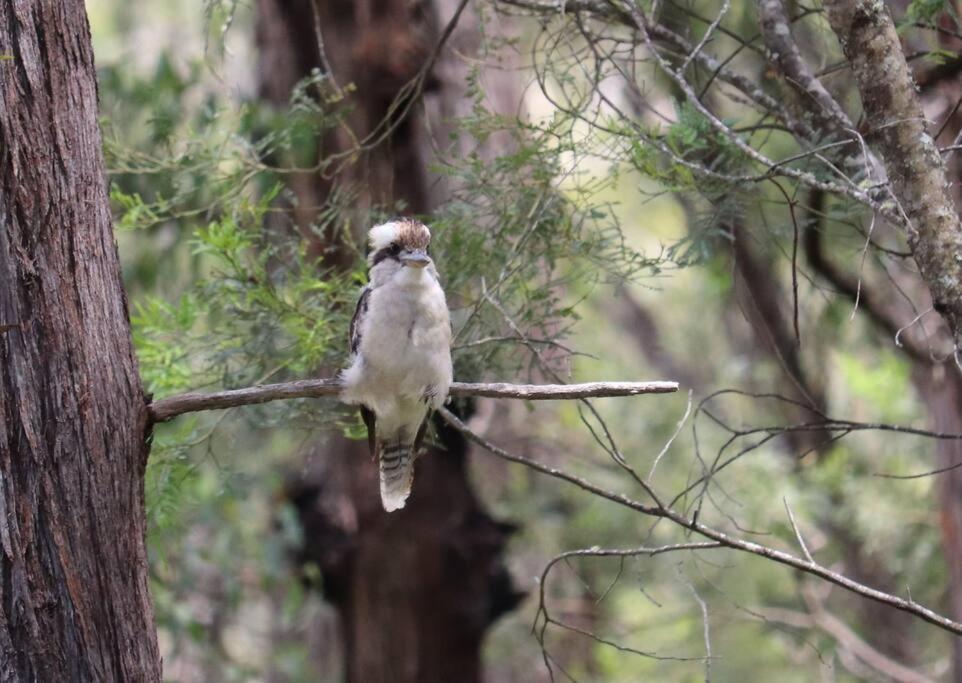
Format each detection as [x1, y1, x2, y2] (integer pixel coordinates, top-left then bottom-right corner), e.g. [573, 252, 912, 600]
[389, 242, 401, 255]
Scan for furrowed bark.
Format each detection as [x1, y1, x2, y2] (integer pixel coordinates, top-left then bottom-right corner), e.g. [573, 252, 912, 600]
[823, 0, 962, 347]
[0, 1, 160, 681]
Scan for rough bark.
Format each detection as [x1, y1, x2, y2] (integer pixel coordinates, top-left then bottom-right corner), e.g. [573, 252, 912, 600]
[823, 0, 962, 347]
[255, 0, 523, 680]
[0, 2, 160, 681]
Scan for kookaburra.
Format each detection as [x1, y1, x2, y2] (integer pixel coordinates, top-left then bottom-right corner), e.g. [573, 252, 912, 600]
[341, 219, 453, 511]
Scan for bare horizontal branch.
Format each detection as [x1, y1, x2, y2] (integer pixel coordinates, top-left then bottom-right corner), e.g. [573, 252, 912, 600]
[148, 378, 679, 423]
[451, 381, 677, 400]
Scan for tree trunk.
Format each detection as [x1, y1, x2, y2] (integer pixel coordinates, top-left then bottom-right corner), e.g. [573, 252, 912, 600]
[255, 1, 522, 680]
[823, 0, 962, 347]
[916, 366, 962, 682]
[0, 2, 160, 680]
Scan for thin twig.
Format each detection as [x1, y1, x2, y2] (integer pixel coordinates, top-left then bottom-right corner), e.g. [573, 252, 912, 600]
[647, 389, 693, 484]
[680, 571, 713, 682]
[679, 0, 731, 74]
[783, 497, 814, 563]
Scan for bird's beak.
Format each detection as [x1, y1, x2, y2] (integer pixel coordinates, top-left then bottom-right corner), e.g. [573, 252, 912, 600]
[401, 250, 431, 269]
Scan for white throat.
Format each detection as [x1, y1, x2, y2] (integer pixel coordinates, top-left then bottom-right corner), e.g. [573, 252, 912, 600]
[394, 265, 430, 287]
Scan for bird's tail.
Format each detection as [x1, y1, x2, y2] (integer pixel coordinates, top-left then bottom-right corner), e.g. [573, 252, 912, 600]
[379, 442, 416, 512]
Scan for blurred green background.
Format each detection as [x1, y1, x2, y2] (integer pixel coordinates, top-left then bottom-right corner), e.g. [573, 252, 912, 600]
[86, 0, 960, 680]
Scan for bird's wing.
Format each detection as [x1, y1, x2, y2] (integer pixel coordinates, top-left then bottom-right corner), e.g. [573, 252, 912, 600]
[349, 285, 371, 354]
[351, 286, 376, 459]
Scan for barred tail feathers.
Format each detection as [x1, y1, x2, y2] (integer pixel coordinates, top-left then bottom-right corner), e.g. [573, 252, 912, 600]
[379, 442, 415, 512]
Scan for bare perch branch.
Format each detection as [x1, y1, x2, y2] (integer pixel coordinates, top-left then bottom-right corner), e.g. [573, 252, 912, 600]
[147, 379, 679, 423]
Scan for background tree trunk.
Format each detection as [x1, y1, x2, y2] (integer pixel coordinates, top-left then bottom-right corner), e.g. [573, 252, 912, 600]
[917, 367, 962, 681]
[0, 2, 160, 680]
[255, 1, 522, 680]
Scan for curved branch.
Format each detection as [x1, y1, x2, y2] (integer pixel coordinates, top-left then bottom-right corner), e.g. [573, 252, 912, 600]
[437, 407, 962, 637]
[148, 379, 679, 423]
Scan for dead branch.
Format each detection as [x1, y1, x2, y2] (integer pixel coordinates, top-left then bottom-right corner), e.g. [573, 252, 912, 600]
[148, 379, 679, 423]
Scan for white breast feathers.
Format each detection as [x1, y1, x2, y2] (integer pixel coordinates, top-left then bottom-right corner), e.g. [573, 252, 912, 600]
[341, 265, 452, 421]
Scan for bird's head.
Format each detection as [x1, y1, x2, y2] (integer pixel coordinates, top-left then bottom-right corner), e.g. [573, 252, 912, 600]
[367, 219, 434, 271]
